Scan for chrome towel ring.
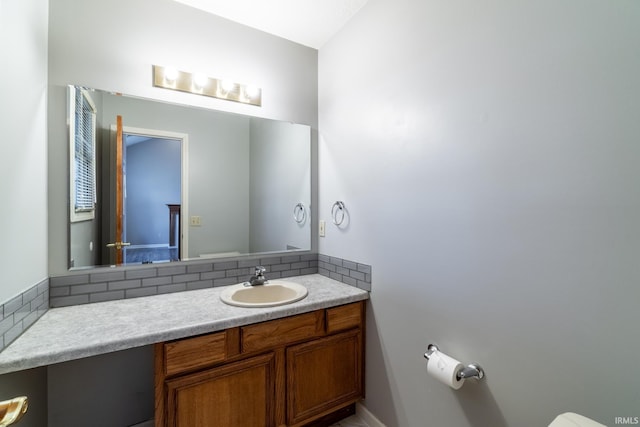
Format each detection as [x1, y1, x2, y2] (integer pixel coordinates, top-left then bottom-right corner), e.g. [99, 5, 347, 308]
[331, 201, 346, 226]
[293, 202, 306, 224]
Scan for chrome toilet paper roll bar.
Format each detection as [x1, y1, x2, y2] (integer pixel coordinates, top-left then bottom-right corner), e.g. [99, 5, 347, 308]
[424, 344, 485, 381]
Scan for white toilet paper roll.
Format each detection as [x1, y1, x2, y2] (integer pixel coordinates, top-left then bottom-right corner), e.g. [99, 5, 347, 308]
[427, 351, 465, 389]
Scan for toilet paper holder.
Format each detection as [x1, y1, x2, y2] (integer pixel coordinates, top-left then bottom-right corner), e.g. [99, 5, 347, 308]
[424, 344, 485, 381]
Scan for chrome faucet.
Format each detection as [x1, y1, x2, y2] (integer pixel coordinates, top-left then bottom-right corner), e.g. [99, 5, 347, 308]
[247, 266, 268, 286]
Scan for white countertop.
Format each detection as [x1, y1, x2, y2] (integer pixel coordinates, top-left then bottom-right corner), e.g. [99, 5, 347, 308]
[0, 274, 368, 375]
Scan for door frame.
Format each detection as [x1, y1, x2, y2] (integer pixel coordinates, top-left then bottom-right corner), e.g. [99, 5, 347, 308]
[109, 124, 190, 262]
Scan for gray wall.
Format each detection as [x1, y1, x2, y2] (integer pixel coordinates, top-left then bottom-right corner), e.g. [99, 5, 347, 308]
[48, 346, 153, 427]
[69, 220, 99, 269]
[318, 0, 640, 425]
[249, 118, 311, 252]
[0, 0, 48, 417]
[0, 0, 48, 304]
[48, 0, 318, 275]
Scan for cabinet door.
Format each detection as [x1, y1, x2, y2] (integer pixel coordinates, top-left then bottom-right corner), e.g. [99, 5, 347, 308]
[286, 329, 363, 425]
[165, 353, 276, 427]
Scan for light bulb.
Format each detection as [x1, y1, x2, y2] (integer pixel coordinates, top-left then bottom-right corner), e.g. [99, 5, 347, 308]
[164, 67, 178, 82]
[245, 85, 260, 99]
[193, 73, 208, 89]
[221, 80, 236, 92]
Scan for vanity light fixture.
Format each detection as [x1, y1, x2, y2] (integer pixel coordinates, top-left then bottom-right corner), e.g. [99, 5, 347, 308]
[153, 65, 262, 107]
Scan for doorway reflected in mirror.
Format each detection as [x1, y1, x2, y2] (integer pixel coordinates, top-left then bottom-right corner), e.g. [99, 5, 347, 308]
[121, 133, 182, 264]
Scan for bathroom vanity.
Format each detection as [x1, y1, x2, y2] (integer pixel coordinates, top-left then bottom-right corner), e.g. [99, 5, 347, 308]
[155, 301, 364, 426]
[0, 274, 368, 426]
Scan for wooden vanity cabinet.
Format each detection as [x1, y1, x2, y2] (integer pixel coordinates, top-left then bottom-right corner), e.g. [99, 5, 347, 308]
[155, 301, 365, 427]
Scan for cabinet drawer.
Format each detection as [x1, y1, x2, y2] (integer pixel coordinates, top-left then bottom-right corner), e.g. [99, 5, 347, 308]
[242, 311, 324, 353]
[326, 302, 364, 334]
[164, 331, 228, 376]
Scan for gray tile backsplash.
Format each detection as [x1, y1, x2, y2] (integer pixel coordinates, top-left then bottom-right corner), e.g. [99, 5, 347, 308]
[45, 253, 370, 308]
[0, 278, 49, 352]
[317, 254, 372, 291]
[0, 254, 370, 354]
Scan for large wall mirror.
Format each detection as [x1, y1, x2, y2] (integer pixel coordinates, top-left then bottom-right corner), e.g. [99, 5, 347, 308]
[68, 86, 311, 270]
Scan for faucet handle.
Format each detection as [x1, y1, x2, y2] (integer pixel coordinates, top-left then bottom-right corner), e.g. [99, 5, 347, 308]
[255, 266, 266, 276]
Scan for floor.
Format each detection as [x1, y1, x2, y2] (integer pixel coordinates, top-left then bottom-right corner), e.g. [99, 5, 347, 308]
[330, 414, 370, 427]
[124, 246, 178, 264]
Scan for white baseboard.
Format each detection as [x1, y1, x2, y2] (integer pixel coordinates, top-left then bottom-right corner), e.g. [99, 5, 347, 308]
[357, 402, 386, 427]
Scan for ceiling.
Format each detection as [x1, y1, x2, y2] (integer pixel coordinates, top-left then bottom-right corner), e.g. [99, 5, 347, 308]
[173, 0, 369, 49]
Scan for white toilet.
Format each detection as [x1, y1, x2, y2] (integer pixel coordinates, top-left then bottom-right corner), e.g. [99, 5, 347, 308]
[549, 412, 607, 427]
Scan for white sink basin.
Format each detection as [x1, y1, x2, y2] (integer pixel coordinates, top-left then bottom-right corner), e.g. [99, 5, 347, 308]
[220, 280, 308, 308]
